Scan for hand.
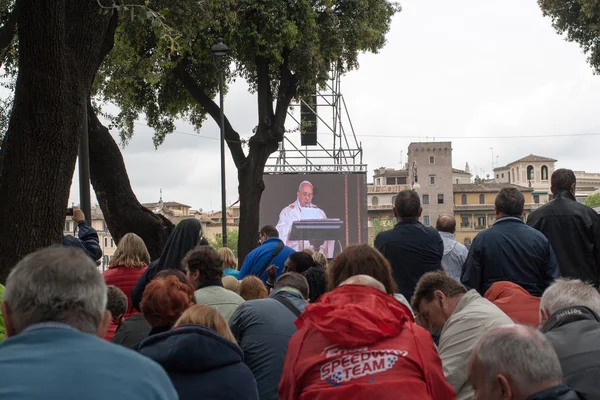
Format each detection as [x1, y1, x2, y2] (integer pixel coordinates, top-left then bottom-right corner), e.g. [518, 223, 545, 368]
[72, 207, 85, 223]
[267, 265, 277, 283]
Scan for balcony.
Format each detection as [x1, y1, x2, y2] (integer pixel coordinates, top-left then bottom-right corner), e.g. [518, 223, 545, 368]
[475, 225, 486, 230]
[460, 223, 471, 228]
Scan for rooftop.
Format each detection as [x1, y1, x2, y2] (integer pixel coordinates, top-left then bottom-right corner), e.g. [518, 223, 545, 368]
[142, 201, 192, 209]
[453, 183, 533, 193]
[453, 168, 470, 175]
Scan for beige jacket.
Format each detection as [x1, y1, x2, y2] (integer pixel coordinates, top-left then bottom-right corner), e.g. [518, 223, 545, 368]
[439, 289, 513, 400]
[194, 285, 245, 322]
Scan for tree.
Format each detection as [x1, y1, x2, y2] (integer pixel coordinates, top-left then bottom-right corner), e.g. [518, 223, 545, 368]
[538, 0, 600, 73]
[209, 228, 239, 256]
[370, 217, 394, 245]
[0, 0, 114, 282]
[98, 0, 401, 262]
[584, 193, 600, 208]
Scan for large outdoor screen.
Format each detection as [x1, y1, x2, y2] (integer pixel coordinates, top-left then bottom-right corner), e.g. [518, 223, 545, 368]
[260, 173, 368, 258]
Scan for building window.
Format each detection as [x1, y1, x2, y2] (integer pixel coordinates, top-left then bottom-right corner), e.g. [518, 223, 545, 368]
[527, 165, 534, 181]
[423, 215, 430, 226]
[438, 194, 444, 204]
[392, 195, 396, 205]
[456, 179, 459, 184]
[478, 216, 486, 227]
[461, 216, 469, 227]
[496, 174, 499, 179]
[423, 194, 430, 205]
[461, 194, 467, 205]
[479, 194, 485, 204]
[110, 238, 114, 248]
[541, 165, 549, 181]
[386, 177, 395, 185]
[511, 168, 515, 183]
[429, 156, 435, 164]
[398, 177, 407, 184]
[534, 194, 540, 204]
[501, 173, 504, 178]
[65, 221, 70, 231]
[430, 176, 435, 185]
[372, 196, 379, 206]
[104, 237, 108, 248]
[517, 166, 520, 181]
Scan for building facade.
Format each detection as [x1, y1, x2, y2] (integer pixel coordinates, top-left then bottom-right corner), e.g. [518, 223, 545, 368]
[453, 183, 536, 246]
[408, 142, 454, 227]
[494, 154, 556, 204]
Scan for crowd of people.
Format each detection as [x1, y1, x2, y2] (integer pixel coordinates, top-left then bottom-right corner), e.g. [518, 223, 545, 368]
[0, 167, 598, 400]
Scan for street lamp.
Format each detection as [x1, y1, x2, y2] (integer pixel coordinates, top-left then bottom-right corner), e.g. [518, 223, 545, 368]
[211, 38, 230, 248]
[412, 161, 421, 189]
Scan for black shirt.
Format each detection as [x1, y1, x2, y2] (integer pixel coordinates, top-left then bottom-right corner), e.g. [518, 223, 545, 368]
[375, 219, 444, 301]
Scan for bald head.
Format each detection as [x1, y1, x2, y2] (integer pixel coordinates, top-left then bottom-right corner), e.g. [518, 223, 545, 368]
[339, 275, 386, 293]
[436, 215, 456, 234]
[468, 324, 562, 399]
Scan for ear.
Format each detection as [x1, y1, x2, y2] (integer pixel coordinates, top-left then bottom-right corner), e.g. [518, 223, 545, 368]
[392, 207, 399, 221]
[433, 290, 446, 302]
[2, 301, 16, 338]
[496, 374, 512, 398]
[540, 308, 550, 326]
[519, 208, 524, 217]
[97, 310, 111, 338]
[570, 183, 576, 195]
[494, 206, 500, 216]
[418, 207, 423, 218]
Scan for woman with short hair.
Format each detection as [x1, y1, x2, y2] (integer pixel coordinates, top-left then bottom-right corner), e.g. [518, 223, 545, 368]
[218, 247, 240, 278]
[138, 305, 258, 400]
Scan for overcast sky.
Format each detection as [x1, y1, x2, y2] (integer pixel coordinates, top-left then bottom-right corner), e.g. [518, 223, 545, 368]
[70, 0, 600, 212]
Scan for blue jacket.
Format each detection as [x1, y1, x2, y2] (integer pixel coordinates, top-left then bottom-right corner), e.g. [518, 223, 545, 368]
[62, 221, 102, 261]
[0, 323, 177, 400]
[138, 324, 258, 400]
[229, 287, 307, 400]
[461, 216, 560, 297]
[238, 238, 295, 282]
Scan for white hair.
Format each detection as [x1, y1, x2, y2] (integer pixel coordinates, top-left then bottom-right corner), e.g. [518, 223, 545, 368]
[339, 275, 385, 292]
[298, 181, 313, 191]
[470, 325, 562, 396]
[4, 246, 107, 334]
[540, 278, 600, 316]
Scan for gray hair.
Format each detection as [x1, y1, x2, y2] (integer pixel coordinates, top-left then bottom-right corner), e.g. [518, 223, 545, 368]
[106, 285, 128, 318]
[540, 278, 600, 316]
[4, 246, 107, 334]
[469, 325, 562, 396]
[298, 181, 313, 191]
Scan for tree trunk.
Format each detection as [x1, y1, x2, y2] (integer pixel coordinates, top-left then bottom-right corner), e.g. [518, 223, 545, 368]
[0, 0, 112, 283]
[88, 102, 173, 259]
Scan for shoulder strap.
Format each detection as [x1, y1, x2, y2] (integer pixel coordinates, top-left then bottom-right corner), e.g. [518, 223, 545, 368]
[273, 294, 302, 318]
[255, 241, 285, 278]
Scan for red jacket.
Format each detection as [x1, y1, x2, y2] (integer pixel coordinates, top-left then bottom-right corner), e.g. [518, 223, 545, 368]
[278, 285, 455, 400]
[103, 265, 147, 341]
[484, 281, 541, 327]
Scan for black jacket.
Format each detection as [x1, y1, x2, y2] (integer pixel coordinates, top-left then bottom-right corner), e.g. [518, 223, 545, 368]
[62, 221, 102, 261]
[138, 325, 258, 400]
[527, 191, 600, 286]
[525, 385, 583, 400]
[111, 314, 150, 349]
[375, 219, 443, 301]
[541, 306, 600, 400]
[461, 216, 560, 297]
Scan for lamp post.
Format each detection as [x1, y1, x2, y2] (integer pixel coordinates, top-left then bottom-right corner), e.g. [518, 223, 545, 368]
[412, 161, 421, 190]
[211, 38, 230, 248]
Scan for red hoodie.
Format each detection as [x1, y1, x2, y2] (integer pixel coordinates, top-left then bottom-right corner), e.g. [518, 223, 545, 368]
[484, 281, 541, 327]
[278, 285, 455, 400]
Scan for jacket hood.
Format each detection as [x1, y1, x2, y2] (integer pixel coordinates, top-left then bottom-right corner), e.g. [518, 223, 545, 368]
[540, 306, 600, 333]
[138, 324, 243, 373]
[484, 281, 533, 302]
[297, 285, 414, 348]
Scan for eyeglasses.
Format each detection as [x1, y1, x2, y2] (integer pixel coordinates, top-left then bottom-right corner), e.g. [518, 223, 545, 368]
[299, 192, 313, 197]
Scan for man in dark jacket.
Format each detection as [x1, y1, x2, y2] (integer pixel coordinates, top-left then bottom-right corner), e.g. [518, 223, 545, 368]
[62, 207, 102, 261]
[527, 169, 600, 286]
[229, 273, 309, 400]
[469, 325, 582, 400]
[461, 187, 560, 297]
[540, 278, 600, 399]
[375, 189, 443, 301]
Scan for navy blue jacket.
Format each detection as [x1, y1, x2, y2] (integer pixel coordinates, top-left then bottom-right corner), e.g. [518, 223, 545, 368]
[62, 221, 102, 261]
[374, 219, 444, 301]
[238, 238, 295, 283]
[138, 325, 258, 400]
[461, 216, 560, 297]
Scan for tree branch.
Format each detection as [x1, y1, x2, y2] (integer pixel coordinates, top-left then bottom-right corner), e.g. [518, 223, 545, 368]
[173, 61, 246, 169]
[274, 49, 298, 137]
[255, 55, 275, 139]
[0, 8, 17, 67]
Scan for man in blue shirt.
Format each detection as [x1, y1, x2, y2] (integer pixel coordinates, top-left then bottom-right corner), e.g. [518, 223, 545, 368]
[0, 247, 177, 400]
[238, 225, 295, 283]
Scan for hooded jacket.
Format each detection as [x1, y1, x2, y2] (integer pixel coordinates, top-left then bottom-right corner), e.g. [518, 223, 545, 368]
[527, 190, 600, 287]
[541, 306, 600, 399]
[131, 218, 202, 310]
[138, 324, 258, 400]
[278, 285, 455, 400]
[484, 281, 541, 326]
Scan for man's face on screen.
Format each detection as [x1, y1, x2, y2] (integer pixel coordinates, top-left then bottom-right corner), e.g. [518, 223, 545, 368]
[297, 184, 313, 207]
